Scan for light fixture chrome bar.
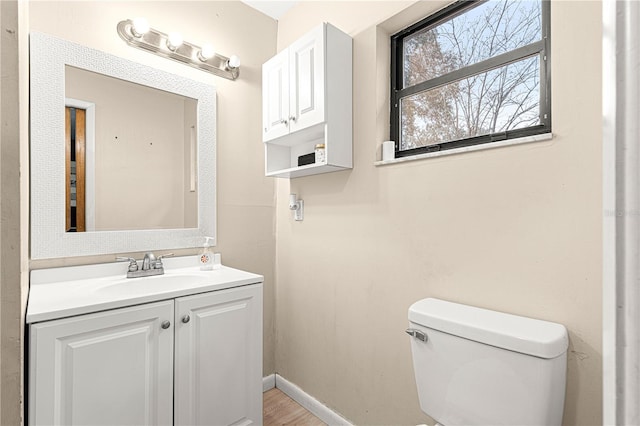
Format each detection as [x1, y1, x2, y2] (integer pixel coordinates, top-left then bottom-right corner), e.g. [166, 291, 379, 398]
[117, 19, 240, 80]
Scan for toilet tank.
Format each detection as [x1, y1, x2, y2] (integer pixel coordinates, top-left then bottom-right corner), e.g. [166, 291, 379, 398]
[408, 298, 568, 426]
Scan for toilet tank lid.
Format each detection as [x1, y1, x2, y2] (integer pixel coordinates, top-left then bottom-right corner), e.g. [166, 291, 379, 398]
[408, 298, 568, 359]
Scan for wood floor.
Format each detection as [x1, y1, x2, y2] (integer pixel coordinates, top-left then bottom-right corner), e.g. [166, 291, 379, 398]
[263, 388, 326, 426]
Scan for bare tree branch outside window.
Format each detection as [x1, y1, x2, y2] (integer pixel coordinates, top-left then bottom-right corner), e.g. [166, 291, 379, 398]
[396, 0, 545, 151]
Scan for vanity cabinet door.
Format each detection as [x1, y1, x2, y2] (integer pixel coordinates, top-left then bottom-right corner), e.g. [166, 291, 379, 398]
[174, 283, 263, 426]
[288, 23, 325, 133]
[28, 300, 174, 426]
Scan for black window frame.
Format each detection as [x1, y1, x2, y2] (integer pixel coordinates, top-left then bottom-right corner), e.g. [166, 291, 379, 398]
[390, 0, 551, 158]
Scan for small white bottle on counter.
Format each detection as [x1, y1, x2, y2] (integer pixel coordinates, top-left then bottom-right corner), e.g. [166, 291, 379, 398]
[199, 236, 214, 270]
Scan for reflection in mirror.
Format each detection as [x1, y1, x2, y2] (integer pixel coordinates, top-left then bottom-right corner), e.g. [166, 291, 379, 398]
[64, 66, 198, 232]
[30, 32, 216, 259]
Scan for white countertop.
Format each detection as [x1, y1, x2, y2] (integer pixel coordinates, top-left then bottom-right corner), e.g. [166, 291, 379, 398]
[27, 256, 264, 323]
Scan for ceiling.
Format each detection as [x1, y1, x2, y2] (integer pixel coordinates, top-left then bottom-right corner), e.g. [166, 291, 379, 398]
[240, 1, 298, 20]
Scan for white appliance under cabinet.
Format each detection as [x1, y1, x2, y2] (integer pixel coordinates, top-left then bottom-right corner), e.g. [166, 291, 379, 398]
[26, 256, 263, 426]
[262, 22, 352, 178]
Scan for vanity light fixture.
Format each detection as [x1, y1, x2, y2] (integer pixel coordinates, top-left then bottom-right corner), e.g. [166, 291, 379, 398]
[166, 32, 183, 51]
[117, 18, 240, 80]
[131, 17, 150, 37]
[228, 55, 241, 69]
[198, 44, 215, 61]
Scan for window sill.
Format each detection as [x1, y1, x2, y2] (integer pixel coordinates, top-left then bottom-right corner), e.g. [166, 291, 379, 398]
[374, 133, 553, 167]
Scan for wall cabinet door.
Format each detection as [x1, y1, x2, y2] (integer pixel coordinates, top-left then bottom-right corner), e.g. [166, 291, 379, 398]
[29, 300, 174, 426]
[262, 25, 325, 142]
[174, 284, 263, 426]
[288, 24, 325, 133]
[262, 49, 290, 142]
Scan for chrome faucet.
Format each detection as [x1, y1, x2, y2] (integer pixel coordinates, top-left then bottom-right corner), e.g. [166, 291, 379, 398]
[142, 252, 156, 270]
[117, 252, 174, 278]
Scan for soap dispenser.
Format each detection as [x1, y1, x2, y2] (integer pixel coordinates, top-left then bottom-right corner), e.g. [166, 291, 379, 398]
[200, 236, 214, 270]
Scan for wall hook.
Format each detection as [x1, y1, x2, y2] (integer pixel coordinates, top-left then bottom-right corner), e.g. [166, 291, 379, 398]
[289, 194, 304, 221]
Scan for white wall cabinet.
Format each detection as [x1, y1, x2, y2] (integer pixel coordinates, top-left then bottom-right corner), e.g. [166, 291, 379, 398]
[262, 22, 352, 178]
[29, 284, 263, 426]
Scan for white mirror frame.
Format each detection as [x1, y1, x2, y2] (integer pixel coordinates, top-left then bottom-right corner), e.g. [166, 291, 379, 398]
[30, 32, 216, 259]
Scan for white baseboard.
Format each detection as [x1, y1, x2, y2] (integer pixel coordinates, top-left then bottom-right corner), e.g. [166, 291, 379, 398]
[274, 374, 353, 426]
[263, 374, 276, 392]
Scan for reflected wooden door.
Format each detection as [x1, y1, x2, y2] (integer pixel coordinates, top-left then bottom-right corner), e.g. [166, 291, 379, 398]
[65, 107, 86, 232]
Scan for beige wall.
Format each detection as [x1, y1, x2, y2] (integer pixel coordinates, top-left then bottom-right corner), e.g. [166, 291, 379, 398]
[275, 1, 602, 425]
[1, 0, 29, 424]
[29, 0, 277, 379]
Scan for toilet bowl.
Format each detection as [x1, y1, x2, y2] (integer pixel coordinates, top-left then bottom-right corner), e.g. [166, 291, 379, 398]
[407, 298, 568, 426]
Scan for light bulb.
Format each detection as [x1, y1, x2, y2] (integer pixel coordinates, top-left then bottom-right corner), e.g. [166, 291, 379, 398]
[167, 32, 183, 51]
[198, 44, 215, 61]
[131, 17, 149, 37]
[227, 55, 241, 69]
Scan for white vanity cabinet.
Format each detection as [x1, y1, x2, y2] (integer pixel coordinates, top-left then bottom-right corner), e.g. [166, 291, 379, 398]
[262, 22, 352, 178]
[28, 280, 263, 426]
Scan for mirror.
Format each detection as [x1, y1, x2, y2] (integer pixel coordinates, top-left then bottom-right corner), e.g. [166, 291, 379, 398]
[64, 66, 198, 232]
[30, 32, 216, 259]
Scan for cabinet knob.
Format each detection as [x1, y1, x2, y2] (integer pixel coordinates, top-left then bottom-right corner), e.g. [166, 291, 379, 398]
[280, 118, 288, 126]
[161, 320, 171, 329]
[289, 115, 297, 122]
[181, 315, 191, 324]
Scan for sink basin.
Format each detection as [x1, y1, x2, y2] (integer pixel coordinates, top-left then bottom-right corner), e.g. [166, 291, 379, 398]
[27, 255, 264, 323]
[97, 272, 212, 295]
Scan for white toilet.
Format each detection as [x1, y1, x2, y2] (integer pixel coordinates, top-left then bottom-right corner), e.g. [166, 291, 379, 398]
[407, 298, 569, 426]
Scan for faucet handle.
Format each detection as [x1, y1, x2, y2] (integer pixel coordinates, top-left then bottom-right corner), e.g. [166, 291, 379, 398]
[116, 256, 139, 272]
[155, 253, 175, 269]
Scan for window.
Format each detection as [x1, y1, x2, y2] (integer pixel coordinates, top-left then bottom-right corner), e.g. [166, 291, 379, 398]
[390, 0, 550, 158]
